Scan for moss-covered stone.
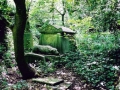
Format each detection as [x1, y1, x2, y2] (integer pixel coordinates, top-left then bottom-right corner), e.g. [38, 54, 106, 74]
[45, 55, 60, 61]
[39, 24, 62, 34]
[39, 33, 62, 53]
[25, 53, 45, 63]
[24, 53, 60, 63]
[24, 32, 33, 52]
[39, 33, 72, 53]
[32, 45, 59, 55]
[32, 77, 63, 86]
[39, 24, 76, 54]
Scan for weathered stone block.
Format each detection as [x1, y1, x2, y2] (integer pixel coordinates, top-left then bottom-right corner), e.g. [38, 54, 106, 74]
[24, 53, 60, 63]
[25, 53, 45, 63]
[32, 77, 64, 86]
[32, 45, 59, 55]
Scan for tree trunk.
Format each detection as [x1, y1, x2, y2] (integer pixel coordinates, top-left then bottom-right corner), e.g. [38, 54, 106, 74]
[62, 14, 65, 26]
[61, 0, 65, 26]
[51, 0, 55, 25]
[13, 0, 37, 79]
[0, 16, 7, 59]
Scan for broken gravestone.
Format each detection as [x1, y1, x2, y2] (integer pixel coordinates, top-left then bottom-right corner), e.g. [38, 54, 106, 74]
[32, 77, 63, 86]
[32, 77, 72, 90]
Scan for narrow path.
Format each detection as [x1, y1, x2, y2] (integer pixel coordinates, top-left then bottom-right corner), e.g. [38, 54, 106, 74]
[2, 66, 92, 90]
[27, 67, 92, 90]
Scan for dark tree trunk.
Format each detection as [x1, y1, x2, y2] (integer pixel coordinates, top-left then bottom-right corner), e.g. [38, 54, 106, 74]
[0, 16, 7, 59]
[13, 0, 38, 79]
[51, 0, 55, 25]
[61, 0, 66, 26]
[62, 14, 65, 26]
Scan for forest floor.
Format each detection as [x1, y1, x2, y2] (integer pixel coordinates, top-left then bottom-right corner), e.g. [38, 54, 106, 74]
[1, 66, 93, 90]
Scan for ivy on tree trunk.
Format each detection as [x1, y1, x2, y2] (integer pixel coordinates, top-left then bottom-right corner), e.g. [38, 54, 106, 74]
[13, 0, 38, 79]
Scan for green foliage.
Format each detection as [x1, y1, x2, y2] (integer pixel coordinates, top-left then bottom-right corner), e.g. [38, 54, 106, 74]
[59, 52, 118, 89]
[0, 44, 6, 56]
[55, 51, 81, 68]
[11, 80, 28, 90]
[0, 79, 7, 89]
[1, 0, 120, 89]
[0, 66, 7, 89]
[67, 0, 119, 33]
[89, 0, 119, 32]
[117, 20, 120, 25]
[36, 60, 56, 74]
[0, 0, 15, 26]
[0, 44, 13, 68]
[0, 0, 7, 15]
[77, 32, 119, 54]
[29, 0, 51, 29]
[74, 56, 118, 89]
[68, 17, 93, 33]
[55, 32, 120, 89]
[3, 51, 15, 68]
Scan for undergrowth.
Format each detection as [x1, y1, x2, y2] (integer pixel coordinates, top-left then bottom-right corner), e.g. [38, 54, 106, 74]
[55, 32, 120, 90]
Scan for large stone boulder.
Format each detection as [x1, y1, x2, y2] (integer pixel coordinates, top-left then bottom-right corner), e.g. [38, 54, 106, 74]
[32, 45, 59, 55]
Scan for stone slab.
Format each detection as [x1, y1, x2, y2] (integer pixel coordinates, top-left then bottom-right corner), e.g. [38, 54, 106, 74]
[24, 53, 45, 63]
[25, 53, 60, 63]
[32, 77, 64, 86]
[52, 82, 72, 90]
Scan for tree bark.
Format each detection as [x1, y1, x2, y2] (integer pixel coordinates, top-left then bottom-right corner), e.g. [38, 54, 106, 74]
[0, 16, 7, 59]
[13, 0, 38, 79]
[51, 0, 55, 25]
[61, 0, 66, 26]
[62, 14, 65, 26]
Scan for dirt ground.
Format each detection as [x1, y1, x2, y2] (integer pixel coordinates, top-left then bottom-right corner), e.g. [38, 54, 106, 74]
[1, 66, 93, 90]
